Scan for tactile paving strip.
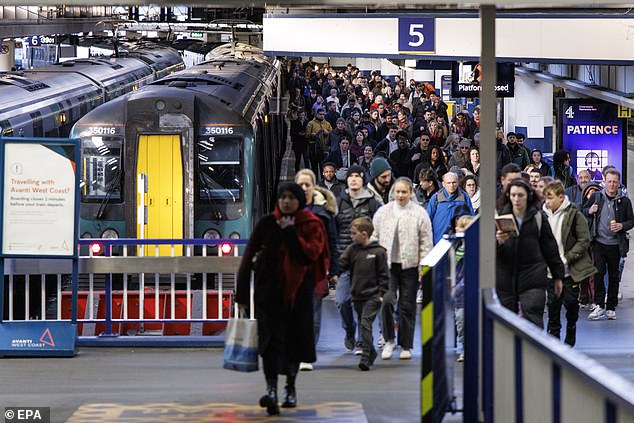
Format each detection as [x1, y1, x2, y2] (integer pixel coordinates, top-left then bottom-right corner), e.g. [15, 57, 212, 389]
[66, 402, 367, 422]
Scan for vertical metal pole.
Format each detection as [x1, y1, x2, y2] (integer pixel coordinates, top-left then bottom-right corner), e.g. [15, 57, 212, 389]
[478, 5, 497, 423]
[104, 244, 114, 336]
[0, 258, 4, 323]
[71, 258, 78, 324]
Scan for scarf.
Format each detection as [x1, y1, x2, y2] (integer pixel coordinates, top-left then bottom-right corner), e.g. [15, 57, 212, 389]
[272, 206, 329, 306]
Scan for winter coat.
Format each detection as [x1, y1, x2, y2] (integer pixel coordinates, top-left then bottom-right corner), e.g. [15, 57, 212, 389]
[318, 178, 344, 200]
[308, 187, 339, 298]
[565, 185, 584, 207]
[427, 188, 474, 244]
[335, 188, 381, 260]
[496, 206, 565, 297]
[339, 241, 389, 301]
[583, 190, 634, 257]
[542, 200, 596, 283]
[236, 211, 328, 362]
[389, 147, 413, 179]
[371, 199, 434, 270]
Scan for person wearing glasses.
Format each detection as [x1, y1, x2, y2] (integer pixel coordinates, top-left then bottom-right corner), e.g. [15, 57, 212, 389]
[448, 139, 472, 169]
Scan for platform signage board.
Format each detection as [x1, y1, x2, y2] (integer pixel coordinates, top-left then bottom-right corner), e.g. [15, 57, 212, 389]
[1, 139, 79, 257]
[397, 17, 435, 54]
[451, 62, 515, 98]
[559, 100, 627, 183]
[0, 138, 79, 357]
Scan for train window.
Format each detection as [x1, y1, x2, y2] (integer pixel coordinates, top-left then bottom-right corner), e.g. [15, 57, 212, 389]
[81, 136, 123, 202]
[197, 136, 242, 201]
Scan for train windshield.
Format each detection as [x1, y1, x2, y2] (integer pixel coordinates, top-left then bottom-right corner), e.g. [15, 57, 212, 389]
[197, 136, 242, 201]
[81, 136, 123, 201]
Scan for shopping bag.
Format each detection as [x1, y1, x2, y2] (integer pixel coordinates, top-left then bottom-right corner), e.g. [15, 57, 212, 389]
[223, 317, 258, 372]
[223, 271, 258, 372]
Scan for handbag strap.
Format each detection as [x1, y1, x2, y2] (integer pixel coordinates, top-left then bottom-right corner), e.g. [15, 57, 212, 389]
[250, 271, 255, 320]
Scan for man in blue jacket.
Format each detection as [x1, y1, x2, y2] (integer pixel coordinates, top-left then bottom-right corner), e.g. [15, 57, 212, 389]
[427, 172, 475, 244]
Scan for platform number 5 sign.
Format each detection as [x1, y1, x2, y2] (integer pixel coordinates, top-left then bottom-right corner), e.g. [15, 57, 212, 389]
[398, 18, 435, 54]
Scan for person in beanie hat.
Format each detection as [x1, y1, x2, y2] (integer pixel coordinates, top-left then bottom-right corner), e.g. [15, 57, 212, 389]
[368, 157, 393, 205]
[332, 163, 382, 355]
[236, 181, 329, 415]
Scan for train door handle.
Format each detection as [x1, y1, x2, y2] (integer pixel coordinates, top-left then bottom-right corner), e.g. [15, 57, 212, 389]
[149, 198, 153, 206]
[166, 198, 169, 206]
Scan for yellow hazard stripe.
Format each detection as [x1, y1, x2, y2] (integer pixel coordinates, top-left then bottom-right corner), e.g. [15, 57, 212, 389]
[421, 372, 433, 416]
[422, 303, 433, 345]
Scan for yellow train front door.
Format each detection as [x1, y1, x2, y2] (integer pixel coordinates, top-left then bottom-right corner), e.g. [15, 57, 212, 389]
[137, 134, 183, 255]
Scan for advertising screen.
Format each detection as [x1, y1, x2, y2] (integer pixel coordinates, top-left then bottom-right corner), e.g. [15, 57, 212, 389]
[451, 62, 515, 98]
[559, 99, 626, 182]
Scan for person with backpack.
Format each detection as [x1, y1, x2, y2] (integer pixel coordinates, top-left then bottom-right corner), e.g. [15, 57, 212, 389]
[496, 179, 565, 328]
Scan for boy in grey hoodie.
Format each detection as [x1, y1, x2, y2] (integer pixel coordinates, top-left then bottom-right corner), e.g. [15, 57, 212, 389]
[340, 217, 389, 370]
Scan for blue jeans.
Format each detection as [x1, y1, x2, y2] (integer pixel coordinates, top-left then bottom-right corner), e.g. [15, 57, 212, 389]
[335, 271, 356, 340]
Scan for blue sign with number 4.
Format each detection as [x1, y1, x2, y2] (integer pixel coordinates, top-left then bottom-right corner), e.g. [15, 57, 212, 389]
[398, 18, 435, 54]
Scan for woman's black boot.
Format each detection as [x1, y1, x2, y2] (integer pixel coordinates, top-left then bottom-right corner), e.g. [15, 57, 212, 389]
[259, 383, 280, 415]
[282, 375, 297, 408]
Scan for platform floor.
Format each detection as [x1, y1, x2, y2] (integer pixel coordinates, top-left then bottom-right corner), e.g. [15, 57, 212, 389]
[0, 295, 422, 423]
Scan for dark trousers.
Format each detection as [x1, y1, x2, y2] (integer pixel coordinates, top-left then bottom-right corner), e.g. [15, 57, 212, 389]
[382, 264, 418, 350]
[547, 276, 579, 338]
[293, 143, 310, 173]
[497, 287, 546, 328]
[592, 242, 621, 310]
[353, 297, 382, 361]
[262, 319, 299, 387]
[307, 142, 322, 178]
[578, 275, 594, 305]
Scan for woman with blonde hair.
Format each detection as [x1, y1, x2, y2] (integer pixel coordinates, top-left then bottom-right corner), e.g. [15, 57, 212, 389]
[372, 177, 433, 360]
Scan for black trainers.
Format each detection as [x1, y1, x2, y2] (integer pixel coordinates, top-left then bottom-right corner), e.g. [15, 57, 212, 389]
[564, 326, 576, 347]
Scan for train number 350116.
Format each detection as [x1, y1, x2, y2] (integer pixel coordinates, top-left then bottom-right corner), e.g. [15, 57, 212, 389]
[204, 126, 234, 135]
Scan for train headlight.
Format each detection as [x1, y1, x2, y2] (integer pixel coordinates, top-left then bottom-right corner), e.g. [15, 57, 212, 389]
[203, 229, 221, 240]
[229, 232, 240, 239]
[81, 232, 92, 239]
[101, 228, 119, 239]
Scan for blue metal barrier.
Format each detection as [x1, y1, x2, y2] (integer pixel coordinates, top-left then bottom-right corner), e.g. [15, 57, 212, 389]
[482, 288, 634, 422]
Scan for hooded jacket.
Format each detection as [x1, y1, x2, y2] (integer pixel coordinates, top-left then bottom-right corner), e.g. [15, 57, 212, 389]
[427, 187, 474, 244]
[542, 198, 597, 282]
[339, 240, 389, 301]
[583, 189, 634, 257]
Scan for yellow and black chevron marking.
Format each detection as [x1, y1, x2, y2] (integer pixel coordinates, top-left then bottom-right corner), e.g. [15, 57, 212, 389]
[420, 265, 433, 423]
[66, 402, 367, 422]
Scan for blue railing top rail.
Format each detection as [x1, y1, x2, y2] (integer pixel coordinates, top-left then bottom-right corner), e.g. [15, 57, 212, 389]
[77, 238, 249, 246]
[483, 288, 634, 413]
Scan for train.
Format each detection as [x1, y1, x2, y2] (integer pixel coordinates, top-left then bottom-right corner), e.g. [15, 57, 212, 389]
[70, 43, 285, 247]
[0, 42, 184, 139]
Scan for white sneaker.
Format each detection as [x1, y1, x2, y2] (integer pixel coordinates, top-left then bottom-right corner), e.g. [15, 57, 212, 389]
[377, 334, 385, 348]
[399, 349, 412, 360]
[607, 310, 617, 320]
[416, 288, 423, 304]
[456, 352, 464, 362]
[588, 306, 605, 320]
[381, 341, 395, 360]
[299, 362, 313, 371]
[354, 347, 363, 356]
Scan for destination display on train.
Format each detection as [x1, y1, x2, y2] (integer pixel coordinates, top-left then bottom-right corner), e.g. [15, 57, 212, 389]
[559, 99, 627, 181]
[2, 142, 78, 256]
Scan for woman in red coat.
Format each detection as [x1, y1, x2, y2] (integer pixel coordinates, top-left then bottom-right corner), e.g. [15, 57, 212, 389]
[236, 182, 329, 415]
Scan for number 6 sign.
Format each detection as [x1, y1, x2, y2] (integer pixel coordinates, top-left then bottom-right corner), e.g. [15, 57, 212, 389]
[398, 17, 435, 54]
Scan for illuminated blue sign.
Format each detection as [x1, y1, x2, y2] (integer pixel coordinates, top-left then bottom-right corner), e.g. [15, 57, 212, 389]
[560, 99, 626, 182]
[398, 17, 435, 54]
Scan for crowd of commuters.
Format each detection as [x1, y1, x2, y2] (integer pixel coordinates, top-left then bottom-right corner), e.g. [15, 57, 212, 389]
[236, 59, 633, 415]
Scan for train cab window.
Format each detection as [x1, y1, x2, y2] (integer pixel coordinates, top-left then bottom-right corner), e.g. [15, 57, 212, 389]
[197, 136, 242, 201]
[81, 137, 122, 201]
